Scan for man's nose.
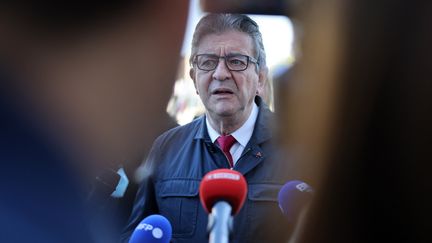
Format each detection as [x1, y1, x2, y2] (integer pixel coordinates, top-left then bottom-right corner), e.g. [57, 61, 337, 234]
[212, 58, 232, 81]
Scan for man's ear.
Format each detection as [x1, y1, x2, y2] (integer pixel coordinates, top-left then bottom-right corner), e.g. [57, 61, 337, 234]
[189, 68, 195, 81]
[257, 66, 268, 94]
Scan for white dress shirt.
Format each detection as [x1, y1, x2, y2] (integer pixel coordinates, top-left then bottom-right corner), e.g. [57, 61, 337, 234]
[206, 102, 259, 166]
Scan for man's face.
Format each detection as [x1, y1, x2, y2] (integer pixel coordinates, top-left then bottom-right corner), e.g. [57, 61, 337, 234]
[190, 30, 264, 122]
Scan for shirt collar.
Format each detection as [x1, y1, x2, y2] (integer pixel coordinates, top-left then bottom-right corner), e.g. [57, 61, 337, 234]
[206, 102, 259, 147]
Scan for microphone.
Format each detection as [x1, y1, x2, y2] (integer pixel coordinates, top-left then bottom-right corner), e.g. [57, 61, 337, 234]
[278, 180, 313, 224]
[87, 167, 121, 204]
[199, 169, 247, 243]
[129, 214, 172, 243]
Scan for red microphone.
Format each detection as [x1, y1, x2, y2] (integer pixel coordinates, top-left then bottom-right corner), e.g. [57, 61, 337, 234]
[199, 169, 247, 243]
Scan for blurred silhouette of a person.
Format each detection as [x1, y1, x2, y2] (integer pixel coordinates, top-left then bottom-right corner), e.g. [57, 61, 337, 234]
[276, 1, 432, 242]
[200, 1, 432, 242]
[0, 1, 189, 242]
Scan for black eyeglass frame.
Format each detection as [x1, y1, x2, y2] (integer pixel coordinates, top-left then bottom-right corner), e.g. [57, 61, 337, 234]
[193, 54, 259, 71]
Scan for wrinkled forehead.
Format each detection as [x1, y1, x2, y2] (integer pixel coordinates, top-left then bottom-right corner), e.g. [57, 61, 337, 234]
[196, 30, 255, 56]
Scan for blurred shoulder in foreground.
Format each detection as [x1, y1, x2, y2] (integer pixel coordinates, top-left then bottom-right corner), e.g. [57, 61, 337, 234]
[0, 1, 189, 242]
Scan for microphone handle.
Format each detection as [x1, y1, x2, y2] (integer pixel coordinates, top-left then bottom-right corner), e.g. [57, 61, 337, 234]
[208, 201, 233, 243]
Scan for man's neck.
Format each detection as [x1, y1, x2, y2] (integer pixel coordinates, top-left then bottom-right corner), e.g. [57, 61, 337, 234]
[206, 107, 253, 135]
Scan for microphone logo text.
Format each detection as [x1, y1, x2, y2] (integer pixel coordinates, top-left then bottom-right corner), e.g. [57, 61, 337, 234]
[207, 172, 240, 181]
[296, 183, 311, 192]
[136, 223, 164, 239]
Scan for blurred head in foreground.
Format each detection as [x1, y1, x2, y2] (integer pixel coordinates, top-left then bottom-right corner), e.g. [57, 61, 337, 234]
[0, 1, 189, 173]
[0, 1, 189, 242]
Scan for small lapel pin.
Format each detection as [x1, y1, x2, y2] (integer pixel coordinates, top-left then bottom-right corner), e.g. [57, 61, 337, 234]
[255, 152, 262, 158]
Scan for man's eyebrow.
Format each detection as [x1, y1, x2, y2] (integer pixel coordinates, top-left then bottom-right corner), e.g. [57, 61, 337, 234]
[226, 52, 249, 56]
[197, 52, 249, 56]
[197, 53, 218, 56]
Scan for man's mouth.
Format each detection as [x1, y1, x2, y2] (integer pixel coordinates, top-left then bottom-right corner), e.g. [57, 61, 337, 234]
[212, 89, 234, 95]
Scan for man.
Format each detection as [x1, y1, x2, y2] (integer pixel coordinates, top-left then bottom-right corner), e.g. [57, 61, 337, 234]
[122, 13, 295, 243]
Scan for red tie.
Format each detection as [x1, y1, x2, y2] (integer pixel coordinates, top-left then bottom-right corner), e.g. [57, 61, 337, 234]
[216, 135, 237, 168]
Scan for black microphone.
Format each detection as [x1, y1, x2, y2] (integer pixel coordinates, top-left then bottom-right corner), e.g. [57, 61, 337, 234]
[87, 168, 121, 201]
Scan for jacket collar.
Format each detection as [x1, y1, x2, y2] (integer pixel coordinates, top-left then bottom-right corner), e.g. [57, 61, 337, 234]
[194, 115, 209, 140]
[249, 96, 273, 144]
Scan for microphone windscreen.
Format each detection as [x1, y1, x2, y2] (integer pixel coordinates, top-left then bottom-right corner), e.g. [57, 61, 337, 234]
[95, 168, 121, 193]
[199, 169, 247, 215]
[129, 214, 172, 243]
[278, 180, 313, 223]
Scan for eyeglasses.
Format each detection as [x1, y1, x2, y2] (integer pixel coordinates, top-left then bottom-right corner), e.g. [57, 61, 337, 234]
[193, 54, 258, 71]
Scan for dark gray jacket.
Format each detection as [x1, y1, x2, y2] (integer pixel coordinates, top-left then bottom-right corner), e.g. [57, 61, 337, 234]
[121, 97, 295, 243]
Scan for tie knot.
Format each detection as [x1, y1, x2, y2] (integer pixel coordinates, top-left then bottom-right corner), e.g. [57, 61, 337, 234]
[217, 135, 236, 153]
